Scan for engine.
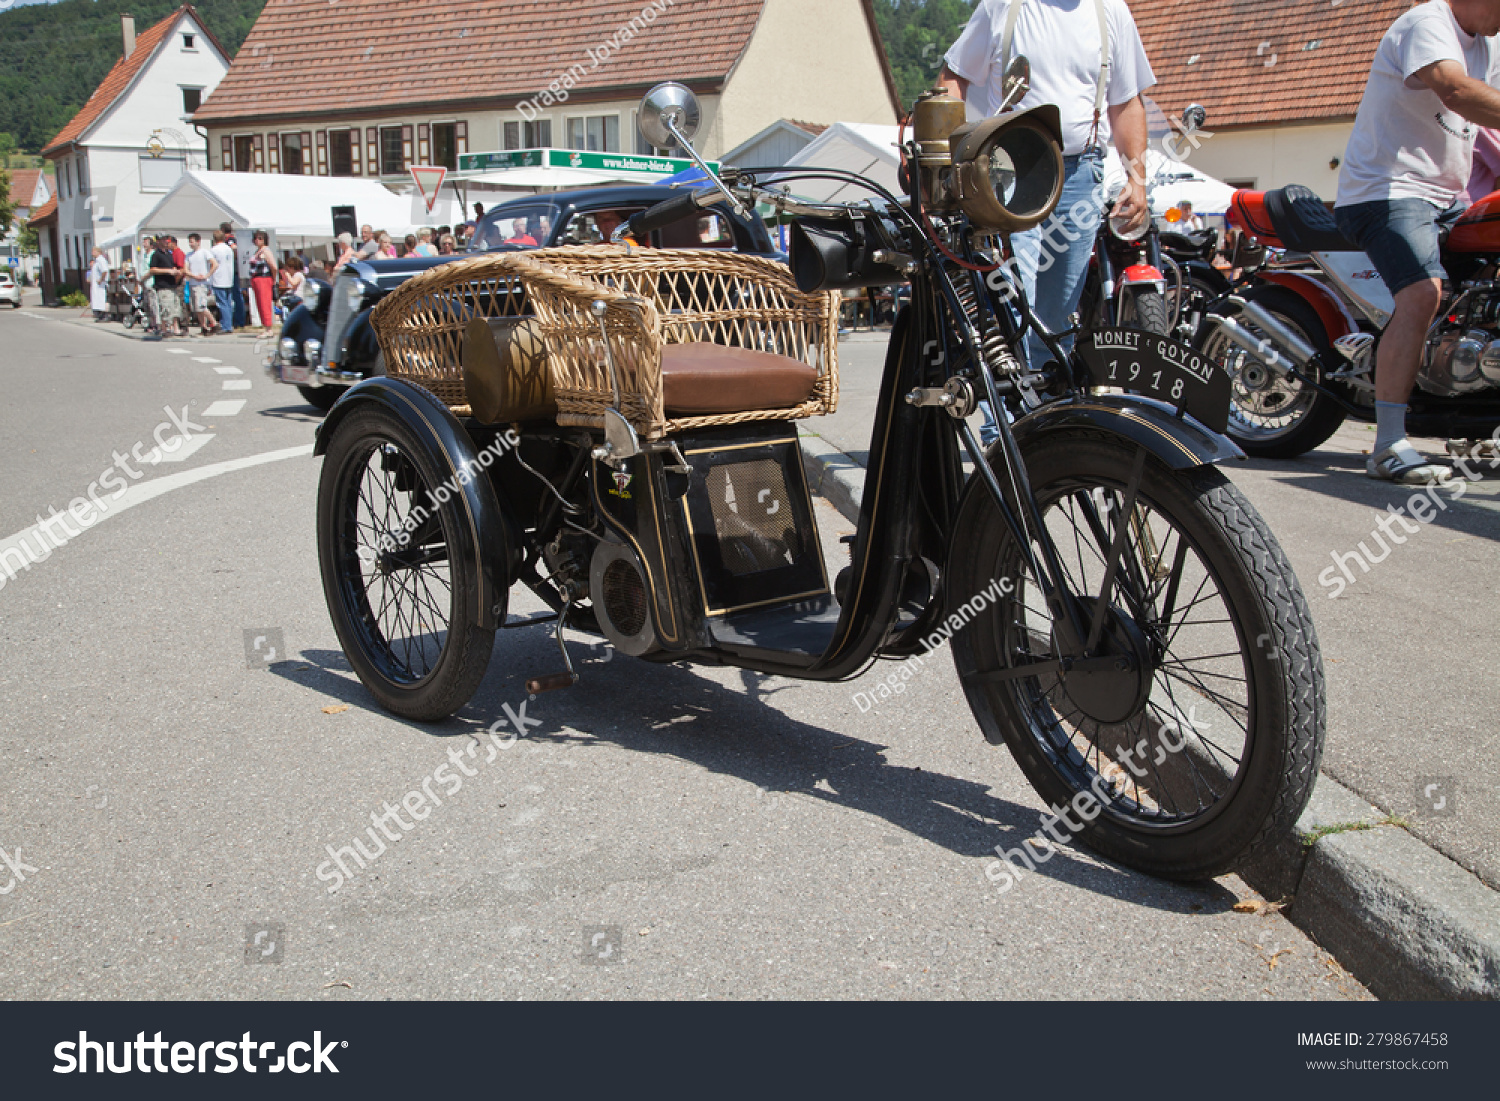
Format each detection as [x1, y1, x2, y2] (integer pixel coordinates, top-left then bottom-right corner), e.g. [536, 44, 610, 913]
[1419, 280, 1500, 396]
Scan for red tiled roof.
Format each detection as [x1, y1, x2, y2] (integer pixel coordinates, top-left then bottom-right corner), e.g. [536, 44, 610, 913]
[7, 169, 42, 207]
[41, 6, 223, 157]
[28, 194, 58, 227]
[788, 120, 830, 137]
[1130, 0, 1419, 129]
[196, 0, 770, 123]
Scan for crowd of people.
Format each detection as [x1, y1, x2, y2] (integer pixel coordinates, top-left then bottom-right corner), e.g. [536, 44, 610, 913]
[83, 211, 491, 339]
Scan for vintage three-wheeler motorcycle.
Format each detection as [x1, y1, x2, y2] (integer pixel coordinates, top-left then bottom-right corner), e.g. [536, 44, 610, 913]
[313, 75, 1325, 881]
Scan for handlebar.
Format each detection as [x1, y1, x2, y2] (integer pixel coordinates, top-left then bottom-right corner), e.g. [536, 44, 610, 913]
[624, 188, 722, 240]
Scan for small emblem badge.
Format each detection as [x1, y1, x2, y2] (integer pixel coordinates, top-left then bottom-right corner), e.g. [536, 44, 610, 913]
[612, 471, 633, 493]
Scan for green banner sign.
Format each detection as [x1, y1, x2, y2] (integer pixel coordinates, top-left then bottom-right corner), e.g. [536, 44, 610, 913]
[458, 147, 718, 176]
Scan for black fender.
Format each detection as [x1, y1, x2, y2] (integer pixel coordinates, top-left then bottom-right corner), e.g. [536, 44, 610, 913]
[315, 377, 518, 629]
[1007, 393, 1244, 471]
[279, 302, 323, 347]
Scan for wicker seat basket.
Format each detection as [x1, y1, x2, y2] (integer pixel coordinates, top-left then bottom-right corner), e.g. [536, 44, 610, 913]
[369, 246, 839, 440]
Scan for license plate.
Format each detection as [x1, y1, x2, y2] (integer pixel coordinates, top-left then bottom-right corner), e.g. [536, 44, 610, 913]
[280, 364, 311, 385]
[1075, 328, 1231, 434]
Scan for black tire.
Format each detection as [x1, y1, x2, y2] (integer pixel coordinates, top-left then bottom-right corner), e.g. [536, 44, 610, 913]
[950, 432, 1325, 880]
[317, 404, 495, 721]
[1196, 287, 1347, 458]
[1120, 285, 1170, 336]
[297, 383, 344, 412]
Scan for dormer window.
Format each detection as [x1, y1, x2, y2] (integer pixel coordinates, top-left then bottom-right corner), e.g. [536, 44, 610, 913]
[181, 33, 196, 50]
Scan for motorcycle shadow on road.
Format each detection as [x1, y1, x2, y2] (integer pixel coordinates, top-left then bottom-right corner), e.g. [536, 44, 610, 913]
[273, 639, 1242, 914]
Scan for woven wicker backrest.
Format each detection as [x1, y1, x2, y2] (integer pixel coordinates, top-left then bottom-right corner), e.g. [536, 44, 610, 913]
[370, 253, 534, 409]
[371, 246, 839, 438]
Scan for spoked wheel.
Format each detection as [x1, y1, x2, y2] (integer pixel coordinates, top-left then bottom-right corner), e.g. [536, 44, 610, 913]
[1196, 288, 1346, 458]
[317, 405, 495, 721]
[951, 432, 1325, 880]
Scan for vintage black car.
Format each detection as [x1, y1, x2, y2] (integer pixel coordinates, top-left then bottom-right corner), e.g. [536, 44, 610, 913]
[267, 184, 782, 411]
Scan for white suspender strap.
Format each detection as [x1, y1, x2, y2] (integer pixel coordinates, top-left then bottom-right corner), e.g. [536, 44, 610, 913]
[1001, 0, 1112, 140]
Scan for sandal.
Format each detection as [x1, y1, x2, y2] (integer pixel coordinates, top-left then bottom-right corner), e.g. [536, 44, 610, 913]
[1366, 445, 1452, 485]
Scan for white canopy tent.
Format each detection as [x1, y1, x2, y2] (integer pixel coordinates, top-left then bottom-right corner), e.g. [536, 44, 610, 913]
[1103, 147, 1236, 220]
[462, 163, 673, 192]
[110, 170, 424, 251]
[777, 123, 905, 204]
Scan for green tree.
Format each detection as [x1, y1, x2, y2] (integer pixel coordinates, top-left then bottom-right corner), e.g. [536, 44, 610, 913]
[0, 167, 14, 240]
[873, 0, 979, 111]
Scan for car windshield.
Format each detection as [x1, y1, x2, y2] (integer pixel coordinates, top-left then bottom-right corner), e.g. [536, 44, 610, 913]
[469, 202, 562, 251]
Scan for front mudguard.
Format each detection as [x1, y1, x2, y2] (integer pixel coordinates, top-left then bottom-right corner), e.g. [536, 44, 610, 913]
[1007, 393, 1245, 471]
[315, 377, 518, 629]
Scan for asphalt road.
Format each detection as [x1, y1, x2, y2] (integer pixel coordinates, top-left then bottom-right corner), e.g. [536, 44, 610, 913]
[0, 299, 1367, 1000]
[815, 332, 1500, 892]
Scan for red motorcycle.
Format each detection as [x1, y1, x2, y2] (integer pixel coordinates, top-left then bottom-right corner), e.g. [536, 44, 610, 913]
[1195, 183, 1500, 457]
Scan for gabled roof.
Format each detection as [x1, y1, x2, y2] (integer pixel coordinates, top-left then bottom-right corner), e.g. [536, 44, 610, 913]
[1130, 0, 1417, 129]
[196, 0, 770, 123]
[28, 194, 57, 227]
[7, 169, 46, 209]
[41, 6, 228, 157]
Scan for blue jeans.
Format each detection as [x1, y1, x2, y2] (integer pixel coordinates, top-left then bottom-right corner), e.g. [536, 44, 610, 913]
[212, 286, 236, 332]
[231, 281, 247, 328]
[981, 150, 1106, 444]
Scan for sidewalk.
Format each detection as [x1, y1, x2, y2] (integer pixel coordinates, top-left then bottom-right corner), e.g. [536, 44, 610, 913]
[801, 331, 1500, 1000]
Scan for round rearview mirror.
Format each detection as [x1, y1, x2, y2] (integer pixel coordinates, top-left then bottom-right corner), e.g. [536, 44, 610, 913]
[638, 82, 701, 149]
[1181, 103, 1207, 134]
[999, 55, 1031, 111]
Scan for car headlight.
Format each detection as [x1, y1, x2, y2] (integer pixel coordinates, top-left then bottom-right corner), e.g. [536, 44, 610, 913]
[947, 105, 1064, 234]
[303, 339, 323, 367]
[279, 337, 300, 363]
[344, 279, 367, 315]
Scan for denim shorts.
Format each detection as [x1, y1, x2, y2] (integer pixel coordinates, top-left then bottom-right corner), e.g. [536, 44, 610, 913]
[1334, 198, 1464, 296]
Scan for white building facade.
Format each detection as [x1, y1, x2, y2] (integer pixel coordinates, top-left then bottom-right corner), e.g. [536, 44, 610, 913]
[42, 8, 229, 289]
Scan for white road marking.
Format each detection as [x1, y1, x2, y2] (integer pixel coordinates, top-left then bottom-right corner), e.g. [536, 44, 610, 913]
[201, 400, 246, 416]
[140, 433, 216, 465]
[0, 444, 315, 581]
[221, 380, 252, 391]
[166, 349, 193, 355]
[192, 357, 222, 364]
[213, 367, 243, 375]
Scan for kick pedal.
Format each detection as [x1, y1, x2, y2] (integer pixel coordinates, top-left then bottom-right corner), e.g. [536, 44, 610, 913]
[525, 591, 580, 694]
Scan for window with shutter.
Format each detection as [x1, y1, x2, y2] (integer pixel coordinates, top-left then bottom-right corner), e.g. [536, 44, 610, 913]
[252, 133, 264, 171]
[418, 123, 430, 165]
[401, 125, 413, 166]
[316, 130, 328, 175]
[268, 136, 280, 173]
[220, 135, 232, 171]
[457, 120, 467, 157]
[301, 132, 313, 175]
[366, 127, 378, 174]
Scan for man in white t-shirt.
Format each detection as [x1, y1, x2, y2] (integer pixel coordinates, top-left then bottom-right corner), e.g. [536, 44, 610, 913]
[940, 0, 1156, 442]
[1335, 0, 1500, 483]
[208, 229, 237, 334]
[183, 232, 218, 335]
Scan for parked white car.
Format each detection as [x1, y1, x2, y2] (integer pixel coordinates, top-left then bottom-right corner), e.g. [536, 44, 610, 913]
[0, 269, 21, 308]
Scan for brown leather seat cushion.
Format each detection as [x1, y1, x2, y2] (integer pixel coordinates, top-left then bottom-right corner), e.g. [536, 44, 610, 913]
[661, 343, 818, 416]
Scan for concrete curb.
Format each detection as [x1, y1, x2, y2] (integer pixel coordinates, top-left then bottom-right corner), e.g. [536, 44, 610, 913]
[799, 428, 1500, 1001]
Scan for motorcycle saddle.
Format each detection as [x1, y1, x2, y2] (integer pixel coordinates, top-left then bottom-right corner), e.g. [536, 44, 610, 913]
[1263, 185, 1359, 253]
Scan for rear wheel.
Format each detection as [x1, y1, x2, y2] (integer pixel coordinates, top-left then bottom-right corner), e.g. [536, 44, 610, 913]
[317, 405, 495, 720]
[123, 310, 136, 329]
[951, 432, 1325, 880]
[1196, 287, 1346, 458]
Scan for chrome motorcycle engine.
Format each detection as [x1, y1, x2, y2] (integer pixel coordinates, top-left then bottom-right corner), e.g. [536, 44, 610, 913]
[1418, 284, 1500, 396]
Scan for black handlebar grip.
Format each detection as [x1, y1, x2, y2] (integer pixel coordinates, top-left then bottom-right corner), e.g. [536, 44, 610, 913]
[626, 191, 708, 239]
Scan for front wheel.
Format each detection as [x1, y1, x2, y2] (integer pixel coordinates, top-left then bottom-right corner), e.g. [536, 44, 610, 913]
[1118, 285, 1170, 335]
[950, 432, 1325, 880]
[123, 310, 136, 329]
[297, 383, 344, 412]
[1196, 288, 1347, 458]
[317, 404, 495, 720]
